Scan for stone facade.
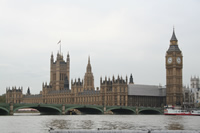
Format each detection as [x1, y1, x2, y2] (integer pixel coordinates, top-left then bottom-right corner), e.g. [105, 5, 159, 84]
[6, 54, 128, 106]
[6, 87, 23, 103]
[50, 52, 70, 91]
[100, 76, 128, 106]
[23, 94, 42, 104]
[185, 76, 200, 107]
[5, 53, 164, 107]
[191, 76, 200, 89]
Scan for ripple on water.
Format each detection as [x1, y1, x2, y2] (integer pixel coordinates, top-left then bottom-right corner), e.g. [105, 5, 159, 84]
[1, 115, 200, 133]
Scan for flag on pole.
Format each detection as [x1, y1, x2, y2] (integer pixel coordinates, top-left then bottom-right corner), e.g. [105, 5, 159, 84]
[57, 40, 61, 44]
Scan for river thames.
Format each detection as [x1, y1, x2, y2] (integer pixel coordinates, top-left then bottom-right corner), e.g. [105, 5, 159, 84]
[0, 114, 200, 133]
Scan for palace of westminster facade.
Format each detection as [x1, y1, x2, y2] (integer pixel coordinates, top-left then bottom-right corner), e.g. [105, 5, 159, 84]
[6, 30, 184, 107]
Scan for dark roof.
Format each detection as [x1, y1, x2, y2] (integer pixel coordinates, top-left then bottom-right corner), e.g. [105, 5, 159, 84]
[167, 45, 181, 52]
[24, 94, 42, 98]
[7, 89, 22, 92]
[170, 29, 178, 41]
[102, 81, 112, 85]
[60, 61, 67, 64]
[128, 84, 166, 96]
[48, 89, 71, 94]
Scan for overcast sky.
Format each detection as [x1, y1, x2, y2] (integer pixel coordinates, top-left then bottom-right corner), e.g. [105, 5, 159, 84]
[0, 0, 200, 95]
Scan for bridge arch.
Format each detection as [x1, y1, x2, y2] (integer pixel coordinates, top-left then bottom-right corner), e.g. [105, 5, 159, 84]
[0, 107, 9, 115]
[139, 108, 162, 114]
[65, 105, 103, 114]
[106, 107, 136, 114]
[14, 104, 62, 115]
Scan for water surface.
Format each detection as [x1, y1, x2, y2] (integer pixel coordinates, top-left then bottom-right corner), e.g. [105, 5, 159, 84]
[0, 114, 200, 133]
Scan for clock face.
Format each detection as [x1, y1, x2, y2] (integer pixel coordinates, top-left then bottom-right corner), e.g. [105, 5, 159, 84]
[168, 57, 172, 64]
[177, 57, 181, 64]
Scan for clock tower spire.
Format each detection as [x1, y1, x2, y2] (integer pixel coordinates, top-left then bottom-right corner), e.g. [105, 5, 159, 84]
[166, 29, 183, 106]
[170, 28, 178, 42]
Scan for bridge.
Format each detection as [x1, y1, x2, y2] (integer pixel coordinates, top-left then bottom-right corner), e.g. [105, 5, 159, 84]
[0, 103, 163, 115]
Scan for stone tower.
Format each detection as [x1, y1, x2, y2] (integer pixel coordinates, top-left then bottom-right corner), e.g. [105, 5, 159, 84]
[100, 76, 128, 106]
[83, 56, 95, 90]
[190, 76, 200, 89]
[50, 52, 70, 90]
[6, 87, 23, 103]
[166, 29, 183, 106]
[26, 87, 31, 95]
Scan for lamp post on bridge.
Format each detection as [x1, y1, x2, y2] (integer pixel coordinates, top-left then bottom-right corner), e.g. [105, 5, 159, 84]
[9, 102, 13, 115]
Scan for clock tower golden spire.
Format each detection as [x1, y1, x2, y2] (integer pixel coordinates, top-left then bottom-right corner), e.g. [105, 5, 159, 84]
[166, 28, 183, 106]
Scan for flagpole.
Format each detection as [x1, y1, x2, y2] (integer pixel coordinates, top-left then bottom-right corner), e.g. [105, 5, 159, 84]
[57, 40, 61, 54]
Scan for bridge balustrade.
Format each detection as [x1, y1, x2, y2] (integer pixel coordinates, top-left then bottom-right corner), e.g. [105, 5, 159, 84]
[0, 103, 163, 115]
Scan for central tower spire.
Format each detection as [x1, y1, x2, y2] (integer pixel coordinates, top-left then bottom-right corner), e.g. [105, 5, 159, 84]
[84, 56, 94, 90]
[87, 56, 92, 73]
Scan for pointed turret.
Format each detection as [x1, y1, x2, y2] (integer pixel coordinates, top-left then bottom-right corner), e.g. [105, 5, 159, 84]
[27, 87, 30, 95]
[56, 51, 59, 60]
[61, 53, 63, 60]
[112, 75, 115, 82]
[86, 56, 92, 73]
[51, 52, 54, 63]
[67, 52, 70, 62]
[129, 74, 134, 84]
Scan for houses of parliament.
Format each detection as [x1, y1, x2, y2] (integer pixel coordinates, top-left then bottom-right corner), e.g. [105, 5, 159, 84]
[6, 29, 183, 107]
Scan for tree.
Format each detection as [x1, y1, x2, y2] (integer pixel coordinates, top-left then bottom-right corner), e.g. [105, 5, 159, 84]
[0, 94, 6, 103]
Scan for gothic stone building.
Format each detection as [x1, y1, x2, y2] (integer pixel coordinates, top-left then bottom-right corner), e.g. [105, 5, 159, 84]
[6, 30, 184, 107]
[6, 53, 129, 106]
[6, 52, 166, 107]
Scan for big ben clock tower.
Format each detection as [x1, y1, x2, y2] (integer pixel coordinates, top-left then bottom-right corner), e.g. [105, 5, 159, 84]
[166, 29, 183, 106]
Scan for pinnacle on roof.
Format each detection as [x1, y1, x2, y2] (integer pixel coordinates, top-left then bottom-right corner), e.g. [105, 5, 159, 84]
[67, 52, 70, 57]
[88, 55, 90, 64]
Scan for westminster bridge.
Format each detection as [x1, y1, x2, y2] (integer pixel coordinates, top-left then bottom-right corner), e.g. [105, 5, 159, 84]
[0, 103, 163, 115]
